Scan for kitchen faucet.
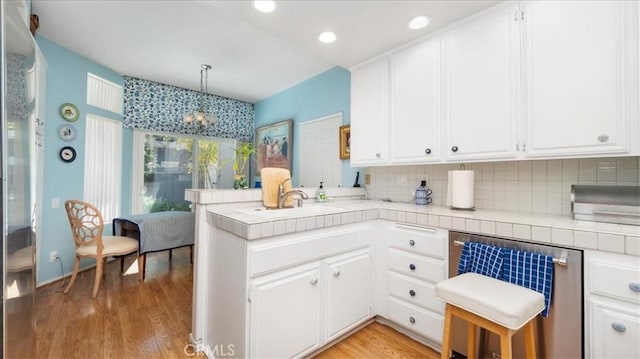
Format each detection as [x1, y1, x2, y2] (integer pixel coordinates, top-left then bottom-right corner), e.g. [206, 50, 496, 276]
[278, 178, 309, 208]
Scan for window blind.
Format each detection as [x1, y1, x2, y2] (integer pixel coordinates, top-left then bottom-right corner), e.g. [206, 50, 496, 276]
[84, 114, 122, 220]
[87, 73, 123, 114]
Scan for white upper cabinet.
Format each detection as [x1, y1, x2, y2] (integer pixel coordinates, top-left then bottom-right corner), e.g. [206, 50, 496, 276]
[442, 3, 520, 161]
[522, 0, 638, 157]
[350, 57, 389, 166]
[390, 38, 441, 163]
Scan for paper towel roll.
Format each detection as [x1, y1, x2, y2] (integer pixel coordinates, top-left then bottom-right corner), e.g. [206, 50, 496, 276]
[446, 171, 453, 207]
[450, 170, 474, 209]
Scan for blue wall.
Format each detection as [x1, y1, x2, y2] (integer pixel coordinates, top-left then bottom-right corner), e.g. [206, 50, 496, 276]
[36, 36, 131, 284]
[254, 66, 361, 187]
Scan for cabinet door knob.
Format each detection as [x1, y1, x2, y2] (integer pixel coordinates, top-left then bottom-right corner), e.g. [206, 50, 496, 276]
[409, 316, 416, 324]
[629, 282, 640, 292]
[611, 322, 626, 333]
[425, 148, 431, 155]
[409, 239, 415, 246]
[310, 278, 318, 286]
[598, 134, 609, 143]
[333, 270, 341, 278]
[451, 146, 458, 152]
[409, 264, 416, 271]
[409, 289, 416, 297]
[376, 152, 381, 158]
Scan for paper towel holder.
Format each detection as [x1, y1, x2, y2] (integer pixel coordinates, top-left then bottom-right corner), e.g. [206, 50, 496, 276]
[449, 164, 476, 211]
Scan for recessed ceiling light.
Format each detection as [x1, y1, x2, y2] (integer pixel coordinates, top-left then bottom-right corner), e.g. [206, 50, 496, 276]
[318, 31, 337, 44]
[407, 15, 430, 30]
[254, 1, 276, 13]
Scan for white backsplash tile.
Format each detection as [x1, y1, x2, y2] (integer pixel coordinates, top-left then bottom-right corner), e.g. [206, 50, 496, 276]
[365, 156, 639, 216]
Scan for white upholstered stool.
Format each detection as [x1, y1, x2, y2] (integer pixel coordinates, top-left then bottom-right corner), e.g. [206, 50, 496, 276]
[435, 273, 545, 359]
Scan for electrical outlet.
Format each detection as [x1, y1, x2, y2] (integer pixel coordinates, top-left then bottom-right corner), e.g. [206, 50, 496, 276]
[365, 174, 371, 185]
[397, 174, 407, 186]
[49, 250, 59, 263]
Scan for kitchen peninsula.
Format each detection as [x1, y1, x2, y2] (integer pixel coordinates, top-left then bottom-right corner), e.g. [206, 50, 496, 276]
[186, 187, 640, 358]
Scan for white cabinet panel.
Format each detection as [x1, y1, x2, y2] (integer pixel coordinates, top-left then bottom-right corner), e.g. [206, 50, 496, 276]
[390, 38, 441, 163]
[523, 0, 637, 157]
[326, 250, 372, 341]
[250, 264, 322, 359]
[443, 3, 519, 161]
[589, 298, 640, 359]
[387, 297, 444, 343]
[350, 58, 389, 165]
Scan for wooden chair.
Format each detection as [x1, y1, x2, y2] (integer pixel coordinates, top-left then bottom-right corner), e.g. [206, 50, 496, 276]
[64, 200, 141, 298]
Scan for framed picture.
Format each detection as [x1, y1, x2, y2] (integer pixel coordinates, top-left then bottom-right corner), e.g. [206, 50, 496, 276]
[255, 119, 293, 174]
[339, 124, 350, 159]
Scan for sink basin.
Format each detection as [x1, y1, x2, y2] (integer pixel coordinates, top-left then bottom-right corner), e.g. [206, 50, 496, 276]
[239, 205, 347, 219]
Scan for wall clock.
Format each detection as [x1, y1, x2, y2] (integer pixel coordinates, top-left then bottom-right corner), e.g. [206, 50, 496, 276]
[59, 103, 79, 122]
[59, 146, 77, 163]
[57, 124, 76, 142]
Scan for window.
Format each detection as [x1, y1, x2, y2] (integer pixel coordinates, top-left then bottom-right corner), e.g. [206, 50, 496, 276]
[132, 131, 237, 214]
[87, 73, 123, 114]
[84, 114, 122, 220]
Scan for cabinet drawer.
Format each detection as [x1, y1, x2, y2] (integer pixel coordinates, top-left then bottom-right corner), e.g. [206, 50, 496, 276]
[249, 224, 371, 277]
[388, 271, 444, 314]
[590, 259, 640, 304]
[387, 297, 443, 343]
[589, 298, 640, 358]
[387, 223, 447, 259]
[387, 249, 445, 283]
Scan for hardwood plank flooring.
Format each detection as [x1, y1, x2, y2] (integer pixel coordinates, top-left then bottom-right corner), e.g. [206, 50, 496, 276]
[314, 322, 440, 359]
[34, 247, 440, 359]
[35, 248, 195, 358]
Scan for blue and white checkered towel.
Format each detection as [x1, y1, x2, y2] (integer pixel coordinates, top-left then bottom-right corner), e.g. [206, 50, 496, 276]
[457, 242, 504, 279]
[502, 249, 554, 317]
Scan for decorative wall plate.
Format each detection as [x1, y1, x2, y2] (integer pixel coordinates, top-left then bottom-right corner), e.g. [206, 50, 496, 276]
[59, 103, 79, 122]
[57, 124, 76, 142]
[59, 146, 76, 163]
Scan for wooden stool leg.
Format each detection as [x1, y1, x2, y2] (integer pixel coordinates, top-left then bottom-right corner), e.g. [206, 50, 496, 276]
[120, 255, 125, 273]
[499, 332, 513, 359]
[467, 322, 477, 359]
[169, 249, 172, 260]
[137, 254, 146, 280]
[441, 303, 453, 359]
[524, 320, 537, 359]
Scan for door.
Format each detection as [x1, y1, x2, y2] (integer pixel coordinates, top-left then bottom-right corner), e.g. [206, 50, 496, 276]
[325, 250, 372, 341]
[250, 263, 322, 358]
[442, 3, 519, 161]
[523, 0, 636, 157]
[299, 113, 342, 188]
[350, 57, 389, 166]
[390, 38, 441, 163]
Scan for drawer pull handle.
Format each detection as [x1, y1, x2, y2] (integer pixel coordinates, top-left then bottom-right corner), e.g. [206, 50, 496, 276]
[333, 270, 341, 278]
[611, 322, 626, 333]
[409, 264, 416, 271]
[409, 240, 415, 246]
[409, 289, 416, 297]
[310, 278, 318, 286]
[629, 283, 640, 292]
[409, 316, 416, 324]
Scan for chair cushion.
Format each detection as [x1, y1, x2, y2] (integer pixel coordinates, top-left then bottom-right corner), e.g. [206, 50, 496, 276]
[435, 272, 545, 330]
[76, 236, 138, 257]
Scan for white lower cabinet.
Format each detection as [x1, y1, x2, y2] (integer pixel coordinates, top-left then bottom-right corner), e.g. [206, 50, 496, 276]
[585, 250, 640, 358]
[381, 223, 448, 345]
[326, 251, 372, 341]
[250, 263, 322, 358]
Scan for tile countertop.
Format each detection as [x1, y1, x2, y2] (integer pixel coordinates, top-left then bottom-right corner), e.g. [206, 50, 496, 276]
[205, 199, 640, 256]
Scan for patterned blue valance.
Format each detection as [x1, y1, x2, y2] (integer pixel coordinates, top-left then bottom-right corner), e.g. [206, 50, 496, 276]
[123, 76, 254, 141]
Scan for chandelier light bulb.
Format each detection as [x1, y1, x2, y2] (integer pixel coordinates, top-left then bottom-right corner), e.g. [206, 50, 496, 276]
[196, 112, 206, 123]
[184, 114, 194, 124]
[254, 1, 276, 13]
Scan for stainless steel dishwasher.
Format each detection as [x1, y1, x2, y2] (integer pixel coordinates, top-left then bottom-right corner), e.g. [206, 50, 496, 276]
[448, 231, 583, 359]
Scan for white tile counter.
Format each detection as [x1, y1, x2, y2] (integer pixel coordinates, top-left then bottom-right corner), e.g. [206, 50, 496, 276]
[204, 197, 640, 256]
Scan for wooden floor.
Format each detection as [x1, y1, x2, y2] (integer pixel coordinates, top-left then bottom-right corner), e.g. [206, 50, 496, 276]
[314, 322, 439, 359]
[35, 248, 194, 358]
[33, 247, 438, 359]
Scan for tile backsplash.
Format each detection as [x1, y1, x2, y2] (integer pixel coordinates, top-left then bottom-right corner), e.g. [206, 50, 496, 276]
[364, 156, 640, 216]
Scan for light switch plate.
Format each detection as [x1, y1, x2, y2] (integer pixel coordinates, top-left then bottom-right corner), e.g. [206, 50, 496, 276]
[52, 197, 60, 208]
[365, 174, 371, 185]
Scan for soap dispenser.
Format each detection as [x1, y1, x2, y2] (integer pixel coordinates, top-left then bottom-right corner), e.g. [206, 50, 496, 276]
[414, 180, 432, 205]
[316, 182, 327, 203]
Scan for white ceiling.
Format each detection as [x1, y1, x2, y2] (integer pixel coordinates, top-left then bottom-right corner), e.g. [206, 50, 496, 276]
[31, 0, 500, 103]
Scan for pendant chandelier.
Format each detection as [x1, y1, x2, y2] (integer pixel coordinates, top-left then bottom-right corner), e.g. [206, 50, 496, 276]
[183, 64, 217, 128]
